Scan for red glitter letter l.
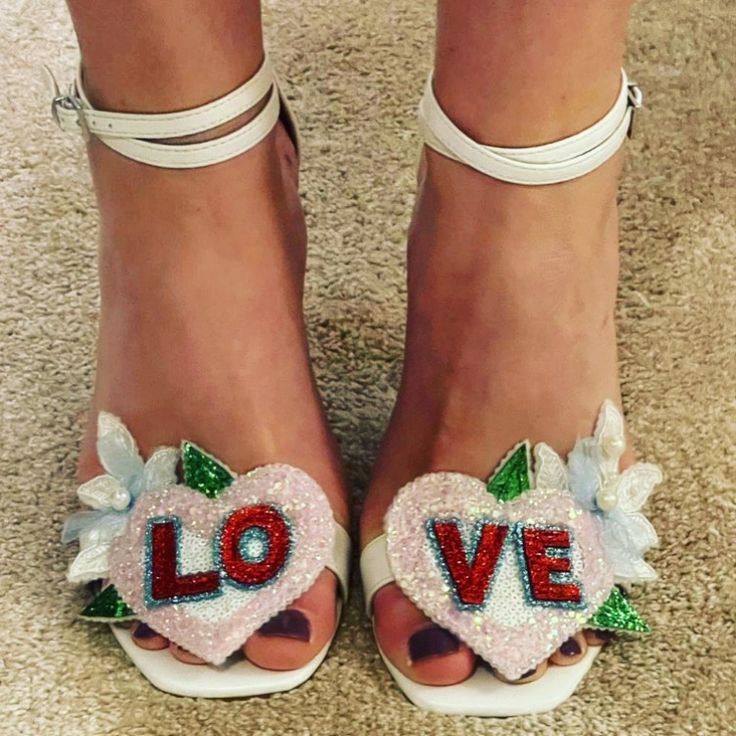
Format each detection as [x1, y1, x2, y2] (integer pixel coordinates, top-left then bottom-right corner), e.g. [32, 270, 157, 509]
[149, 519, 220, 601]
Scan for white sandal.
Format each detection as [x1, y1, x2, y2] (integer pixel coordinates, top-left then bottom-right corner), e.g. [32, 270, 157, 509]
[51, 57, 351, 698]
[360, 70, 659, 717]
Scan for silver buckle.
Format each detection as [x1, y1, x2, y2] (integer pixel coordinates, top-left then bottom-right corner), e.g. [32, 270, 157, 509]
[51, 92, 91, 142]
[626, 83, 643, 138]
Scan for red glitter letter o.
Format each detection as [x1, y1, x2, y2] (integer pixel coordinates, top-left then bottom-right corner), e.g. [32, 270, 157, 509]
[220, 505, 291, 587]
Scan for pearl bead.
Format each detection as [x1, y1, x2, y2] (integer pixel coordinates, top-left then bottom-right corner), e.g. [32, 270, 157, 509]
[602, 435, 625, 458]
[111, 488, 131, 511]
[596, 484, 619, 511]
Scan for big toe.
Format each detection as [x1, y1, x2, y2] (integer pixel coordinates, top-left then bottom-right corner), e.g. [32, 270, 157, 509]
[244, 569, 338, 671]
[373, 584, 475, 686]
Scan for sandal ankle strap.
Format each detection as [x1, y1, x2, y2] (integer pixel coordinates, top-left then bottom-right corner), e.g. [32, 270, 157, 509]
[418, 69, 642, 185]
[47, 55, 286, 169]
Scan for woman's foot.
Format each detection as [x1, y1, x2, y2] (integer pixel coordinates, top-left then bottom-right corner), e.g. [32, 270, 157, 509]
[78, 115, 349, 669]
[361, 147, 629, 685]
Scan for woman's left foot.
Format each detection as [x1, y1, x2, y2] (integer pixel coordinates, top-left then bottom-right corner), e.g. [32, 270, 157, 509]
[361, 146, 629, 685]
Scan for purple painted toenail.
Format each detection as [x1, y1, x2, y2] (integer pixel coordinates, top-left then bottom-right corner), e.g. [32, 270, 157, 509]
[559, 637, 582, 657]
[258, 610, 311, 642]
[409, 627, 459, 662]
[520, 667, 537, 679]
[133, 623, 159, 640]
[593, 629, 615, 642]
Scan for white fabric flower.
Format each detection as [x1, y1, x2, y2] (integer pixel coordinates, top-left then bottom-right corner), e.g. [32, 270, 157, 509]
[62, 413, 178, 584]
[567, 401, 662, 584]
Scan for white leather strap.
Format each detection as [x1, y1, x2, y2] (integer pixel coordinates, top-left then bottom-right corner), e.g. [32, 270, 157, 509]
[360, 534, 394, 615]
[419, 69, 642, 186]
[327, 523, 352, 601]
[48, 55, 284, 169]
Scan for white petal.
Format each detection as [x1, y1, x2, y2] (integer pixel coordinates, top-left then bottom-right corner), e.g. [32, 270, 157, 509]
[78, 520, 125, 547]
[567, 438, 603, 509]
[610, 559, 637, 582]
[614, 559, 657, 585]
[622, 511, 659, 553]
[97, 412, 138, 454]
[533, 443, 568, 490]
[77, 475, 130, 511]
[594, 400, 626, 474]
[66, 544, 111, 584]
[96, 412, 144, 482]
[617, 463, 663, 513]
[634, 560, 658, 582]
[143, 447, 179, 492]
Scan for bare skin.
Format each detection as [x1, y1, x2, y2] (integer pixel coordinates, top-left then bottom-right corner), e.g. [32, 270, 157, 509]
[69, 0, 348, 669]
[361, 0, 634, 685]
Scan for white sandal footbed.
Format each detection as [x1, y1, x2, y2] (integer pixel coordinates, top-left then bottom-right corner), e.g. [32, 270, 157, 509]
[376, 636, 601, 717]
[52, 58, 347, 697]
[360, 73, 644, 716]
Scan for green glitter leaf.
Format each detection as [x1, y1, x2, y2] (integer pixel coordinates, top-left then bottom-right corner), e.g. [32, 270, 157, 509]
[181, 441, 234, 499]
[80, 585, 135, 621]
[487, 442, 532, 502]
[588, 587, 650, 634]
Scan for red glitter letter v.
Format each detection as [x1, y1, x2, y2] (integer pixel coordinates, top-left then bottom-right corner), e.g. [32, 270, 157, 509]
[430, 521, 508, 607]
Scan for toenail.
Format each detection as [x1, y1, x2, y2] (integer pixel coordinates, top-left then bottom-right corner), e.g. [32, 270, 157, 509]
[559, 638, 582, 657]
[133, 623, 158, 640]
[408, 627, 459, 662]
[259, 610, 311, 642]
[520, 667, 537, 679]
[592, 630, 615, 642]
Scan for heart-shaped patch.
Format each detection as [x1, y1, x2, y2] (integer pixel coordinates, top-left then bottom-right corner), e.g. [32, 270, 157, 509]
[385, 470, 613, 680]
[108, 464, 333, 664]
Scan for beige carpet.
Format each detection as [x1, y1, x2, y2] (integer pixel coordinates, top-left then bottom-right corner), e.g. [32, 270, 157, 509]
[1, 1, 734, 734]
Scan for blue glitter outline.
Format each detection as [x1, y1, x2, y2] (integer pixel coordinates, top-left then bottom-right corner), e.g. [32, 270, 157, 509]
[238, 526, 271, 564]
[513, 522, 587, 611]
[144, 515, 223, 609]
[214, 503, 294, 592]
[425, 516, 511, 612]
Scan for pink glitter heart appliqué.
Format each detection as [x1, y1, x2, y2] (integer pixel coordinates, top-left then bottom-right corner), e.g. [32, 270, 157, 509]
[385, 473, 614, 680]
[108, 464, 334, 665]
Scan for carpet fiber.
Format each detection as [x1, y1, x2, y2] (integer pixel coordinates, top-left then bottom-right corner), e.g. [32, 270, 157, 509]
[1, 1, 734, 734]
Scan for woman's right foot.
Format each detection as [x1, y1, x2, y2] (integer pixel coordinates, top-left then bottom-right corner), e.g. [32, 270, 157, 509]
[78, 106, 349, 669]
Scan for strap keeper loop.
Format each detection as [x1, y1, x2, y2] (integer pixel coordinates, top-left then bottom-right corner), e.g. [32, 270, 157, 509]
[626, 83, 643, 139]
[52, 93, 90, 141]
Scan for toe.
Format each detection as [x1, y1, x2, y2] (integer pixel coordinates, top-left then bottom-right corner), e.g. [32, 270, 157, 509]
[131, 622, 168, 651]
[584, 628, 615, 647]
[495, 658, 549, 684]
[549, 631, 587, 666]
[373, 584, 475, 686]
[169, 642, 207, 665]
[244, 569, 338, 671]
